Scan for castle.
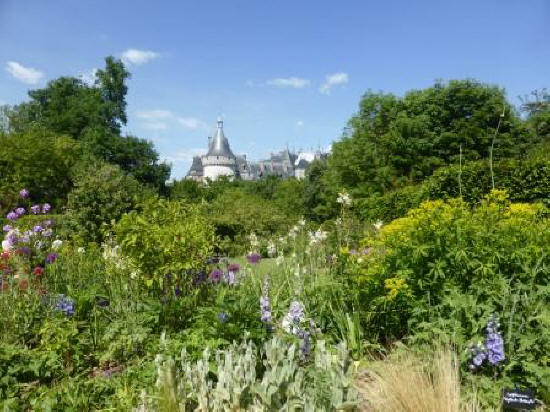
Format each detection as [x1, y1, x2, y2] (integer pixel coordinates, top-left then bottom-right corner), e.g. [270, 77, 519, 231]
[186, 118, 326, 182]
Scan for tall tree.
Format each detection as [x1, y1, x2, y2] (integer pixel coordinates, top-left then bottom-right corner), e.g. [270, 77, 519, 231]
[325, 79, 528, 198]
[95, 56, 130, 133]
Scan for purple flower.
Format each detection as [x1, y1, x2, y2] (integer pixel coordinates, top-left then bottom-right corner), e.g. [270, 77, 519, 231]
[7, 232, 18, 244]
[6, 211, 18, 221]
[210, 269, 223, 282]
[289, 300, 305, 323]
[54, 294, 75, 316]
[218, 312, 229, 323]
[42, 204, 51, 214]
[473, 352, 486, 366]
[32, 225, 42, 233]
[485, 315, 505, 365]
[19, 189, 29, 199]
[30, 205, 40, 214]
[2, 225, 12, 232]
[298, 330, 311, 360]
[45, 253, 58, 264]
[228, 263, 240, 272]
[15, 207, 25, 216]
[42, 229, 53, 237]
[260, 295, 273, 323]
[224, 270, 236, 285]
[16, 246, 31, 256]
[18, 234, 30, 243]
[43, 219, 53, 227]
[247, 253, 261, 264]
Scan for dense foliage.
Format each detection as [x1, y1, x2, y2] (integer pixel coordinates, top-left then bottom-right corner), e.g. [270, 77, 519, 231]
[343, 191, 550, 405]
[66, 161, 150, 242]
[1, 71, 549, 409]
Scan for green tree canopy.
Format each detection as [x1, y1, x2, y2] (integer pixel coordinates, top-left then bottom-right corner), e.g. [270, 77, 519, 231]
[326, 79, 529, 198]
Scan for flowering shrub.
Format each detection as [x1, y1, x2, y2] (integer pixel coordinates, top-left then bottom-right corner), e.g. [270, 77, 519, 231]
[348, 190, 550, 403]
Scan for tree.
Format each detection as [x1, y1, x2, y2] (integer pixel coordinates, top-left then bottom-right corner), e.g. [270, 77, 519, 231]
[80, 128, 171, 192]
[520, 89, 550, 142]
[325, 79, 528, 198]
[7, 56, 129, 139]
[95, 56, 130, 133]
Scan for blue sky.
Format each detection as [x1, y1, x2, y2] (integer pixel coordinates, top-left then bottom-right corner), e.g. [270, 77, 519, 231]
[1, 0, 548, 178]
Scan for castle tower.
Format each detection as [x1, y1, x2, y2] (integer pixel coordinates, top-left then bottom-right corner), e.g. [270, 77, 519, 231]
[201, 118, 237, 181]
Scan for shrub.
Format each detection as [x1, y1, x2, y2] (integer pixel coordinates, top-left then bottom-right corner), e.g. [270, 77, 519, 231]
[350, 191, 550, 405]
[0, 131, 78, 216]
[424, 156, 550, 206]
[66, 161, 150, 242]
[114, 198, 215, 288]
[356, 155, 550, 222]
[208, 188, 293, 256]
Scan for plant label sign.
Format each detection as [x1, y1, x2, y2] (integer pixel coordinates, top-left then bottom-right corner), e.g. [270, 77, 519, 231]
[502, 388, 536, 410]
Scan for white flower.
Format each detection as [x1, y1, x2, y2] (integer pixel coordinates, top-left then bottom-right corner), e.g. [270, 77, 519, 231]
[298, 219, 306, 226]
[77, 247, 85, 254]
[309, 228, 328, 245]
[337, 191, 352, 206]
[2, 239, 12, 252]
[52, 239, 63, 250]
[374, 220, 383, 230]
[266, 241, 277, 257]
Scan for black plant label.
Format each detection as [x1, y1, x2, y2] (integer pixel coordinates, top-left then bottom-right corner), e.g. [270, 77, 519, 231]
[502, 388, 536, 410]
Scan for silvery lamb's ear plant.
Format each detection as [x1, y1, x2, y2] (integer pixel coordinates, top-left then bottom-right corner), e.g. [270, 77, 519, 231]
[140, 337, 359, 411]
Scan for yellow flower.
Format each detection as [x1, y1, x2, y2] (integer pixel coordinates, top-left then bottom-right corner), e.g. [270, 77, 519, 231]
[384, 277, 408, 300]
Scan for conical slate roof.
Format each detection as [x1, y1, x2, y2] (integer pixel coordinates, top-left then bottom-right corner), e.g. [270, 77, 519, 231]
[189, 156, 203, 172]
[206, 118, 235, 158]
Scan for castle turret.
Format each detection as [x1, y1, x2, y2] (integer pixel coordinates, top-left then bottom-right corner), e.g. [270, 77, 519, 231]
[201, 118, 237, 181]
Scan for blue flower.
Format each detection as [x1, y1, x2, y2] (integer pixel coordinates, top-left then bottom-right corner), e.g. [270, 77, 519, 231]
[218, 312, 229, 323]
[485, 315, 505, 365]
[260, 295, 273, 323]
[6, 211, 18, 221]
[54, 294, 75, 316]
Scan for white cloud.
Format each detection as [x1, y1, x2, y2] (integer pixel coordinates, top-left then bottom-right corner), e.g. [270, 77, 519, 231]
[121, 49, 159, 65]
[78, 68, 98, 85]
[5, 61, 44, 84]
[177, 117, 208, 130]
[319, 72, 348, 95]
[143, 121, 168, 130]
[136, 109, 173, 120]
[267, 77, 310, 88]
[296, 120, 304, 127]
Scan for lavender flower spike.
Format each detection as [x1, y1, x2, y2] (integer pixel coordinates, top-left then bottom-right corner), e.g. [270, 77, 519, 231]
[260, 295, 273, 323]
[486, 314, 505, 365]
